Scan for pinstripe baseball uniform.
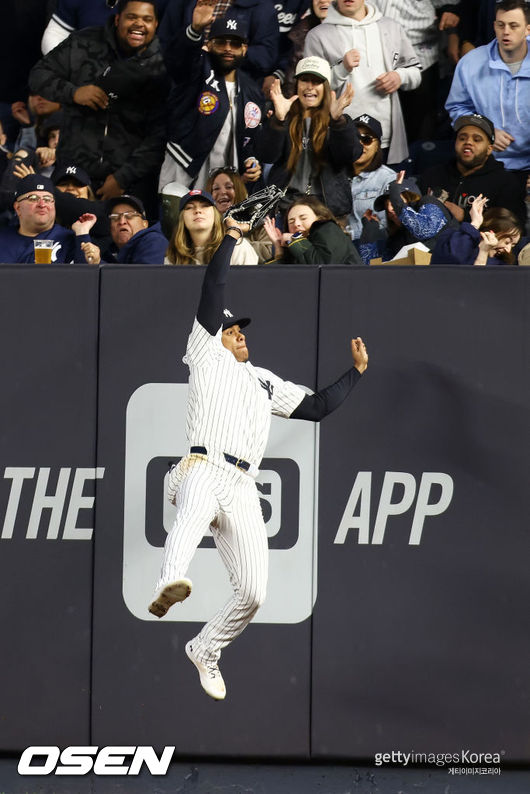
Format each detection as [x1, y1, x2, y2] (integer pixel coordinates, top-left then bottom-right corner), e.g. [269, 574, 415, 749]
[150, 233, 365, 686]
[156, 317, 306, 665]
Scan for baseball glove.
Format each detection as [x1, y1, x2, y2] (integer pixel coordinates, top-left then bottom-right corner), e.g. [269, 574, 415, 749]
[224, 185, 285, 230]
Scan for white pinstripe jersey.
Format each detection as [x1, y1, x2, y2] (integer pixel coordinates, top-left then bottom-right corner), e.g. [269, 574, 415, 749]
[183, 319, 306, 467]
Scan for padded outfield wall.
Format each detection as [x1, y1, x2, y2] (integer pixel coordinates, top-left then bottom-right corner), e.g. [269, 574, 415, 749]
[0, 264, 528, 762]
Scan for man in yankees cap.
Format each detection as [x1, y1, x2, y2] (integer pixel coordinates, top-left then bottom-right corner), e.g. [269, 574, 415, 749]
[159, 1, 264, 197]
[148, 215, 369, 700]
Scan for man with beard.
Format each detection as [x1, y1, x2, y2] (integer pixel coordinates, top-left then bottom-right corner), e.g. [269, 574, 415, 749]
[418, 113, 526, 225]
[29, 0, 168, 218]
[159, 1, 264, 195]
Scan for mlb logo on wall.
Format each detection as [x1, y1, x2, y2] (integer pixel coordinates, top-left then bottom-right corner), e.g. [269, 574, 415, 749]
[123, 384, 318, 623]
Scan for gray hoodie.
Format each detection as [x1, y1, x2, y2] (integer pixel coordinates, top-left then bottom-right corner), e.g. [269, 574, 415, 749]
[304, 1, 421, 162]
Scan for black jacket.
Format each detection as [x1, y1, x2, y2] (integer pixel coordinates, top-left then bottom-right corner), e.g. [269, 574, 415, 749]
[418, 154, 526, 226]
[274, 220, 363, 265]
[257, 114, 361, 217]
[164, 26, 264, 180]
[29, 20, 169, 191]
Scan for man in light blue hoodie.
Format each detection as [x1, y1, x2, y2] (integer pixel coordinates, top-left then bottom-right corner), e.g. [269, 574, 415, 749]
[445, 0, 530, 174]
[303, 0, 421, 164]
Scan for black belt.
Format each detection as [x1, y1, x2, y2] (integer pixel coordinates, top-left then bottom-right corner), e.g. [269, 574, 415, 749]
[190, 446, 251, 472]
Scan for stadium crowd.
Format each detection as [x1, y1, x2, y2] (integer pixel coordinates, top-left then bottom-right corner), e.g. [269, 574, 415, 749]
[1, 0, 530, 266]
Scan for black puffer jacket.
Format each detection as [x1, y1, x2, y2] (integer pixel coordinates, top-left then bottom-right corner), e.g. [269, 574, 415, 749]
[29, 19, 169, 191]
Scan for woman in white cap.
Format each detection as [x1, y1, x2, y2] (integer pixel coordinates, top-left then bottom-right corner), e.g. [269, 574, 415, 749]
[165, 189, 258, 266]
[256, 55, 362, 221]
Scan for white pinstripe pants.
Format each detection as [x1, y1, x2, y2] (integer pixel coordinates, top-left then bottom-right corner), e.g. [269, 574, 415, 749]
[156, 457, 268, 664]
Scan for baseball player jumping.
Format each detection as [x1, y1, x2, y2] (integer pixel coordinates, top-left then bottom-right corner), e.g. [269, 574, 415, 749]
[149, 214, 368, 700]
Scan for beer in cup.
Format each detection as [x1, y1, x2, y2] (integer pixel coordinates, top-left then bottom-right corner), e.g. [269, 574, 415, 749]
[33, 239, 54, 264]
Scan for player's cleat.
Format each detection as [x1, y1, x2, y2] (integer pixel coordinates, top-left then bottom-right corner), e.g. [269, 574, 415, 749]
[185, 641, 226, 700]
[148, 578, 192, 618]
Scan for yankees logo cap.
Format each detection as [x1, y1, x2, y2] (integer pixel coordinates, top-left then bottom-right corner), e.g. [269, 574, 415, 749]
[222, 308, 251, 331]
[52, 163, 92, 187]
[210, 16, 248, 42]
[15, 174, 56, 198]
[352, 114, 383, 141]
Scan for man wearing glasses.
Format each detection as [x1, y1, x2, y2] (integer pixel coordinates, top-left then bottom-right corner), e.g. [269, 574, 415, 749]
[80, 194, 168, 264]
[0, 174, 95, 263]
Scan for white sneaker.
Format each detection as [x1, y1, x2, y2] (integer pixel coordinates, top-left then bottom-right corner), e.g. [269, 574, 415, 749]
[148, 578, 192, 618]
[185, 641, 226, 700]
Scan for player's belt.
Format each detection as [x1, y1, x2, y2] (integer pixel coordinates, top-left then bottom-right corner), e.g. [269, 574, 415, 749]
[190, 446, 251, 473]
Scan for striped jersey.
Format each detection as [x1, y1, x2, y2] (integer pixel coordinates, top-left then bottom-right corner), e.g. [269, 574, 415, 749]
[372, 0, 460, 70]
[183, 319, 306, 466]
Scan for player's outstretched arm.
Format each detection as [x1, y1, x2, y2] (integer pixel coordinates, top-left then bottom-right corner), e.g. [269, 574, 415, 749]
[351, 336, 368, 374]
[196, 219, 250, 335]
[291, 337, 368, 422]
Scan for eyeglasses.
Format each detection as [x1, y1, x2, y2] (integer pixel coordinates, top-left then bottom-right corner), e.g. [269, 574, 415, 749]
[108, 211, 143, 222]
[359, 133, 376, 146]
[210, 38, 244, 49]
[17, 194, 55, 204]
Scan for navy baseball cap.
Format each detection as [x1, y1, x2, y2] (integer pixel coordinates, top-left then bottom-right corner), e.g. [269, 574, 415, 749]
[222, 308, 251, 331]
[353, 114, 383, 141]
[107, 194, 146, 216]
[179, 189, 216, 211]
[15, 174, 56, 198]
[210, 16, 248, 42]
[454, 113, 495, 143]
[52, 163, 92, 187]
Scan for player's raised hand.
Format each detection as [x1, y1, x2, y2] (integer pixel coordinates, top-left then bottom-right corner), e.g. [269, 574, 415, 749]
[270, 79, 298, 121]
[351, 336, 368, 374]
[224, 216, 250, 237]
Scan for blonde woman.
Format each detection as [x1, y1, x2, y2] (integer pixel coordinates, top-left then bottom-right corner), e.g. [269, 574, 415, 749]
[165, 190, 258, 265]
